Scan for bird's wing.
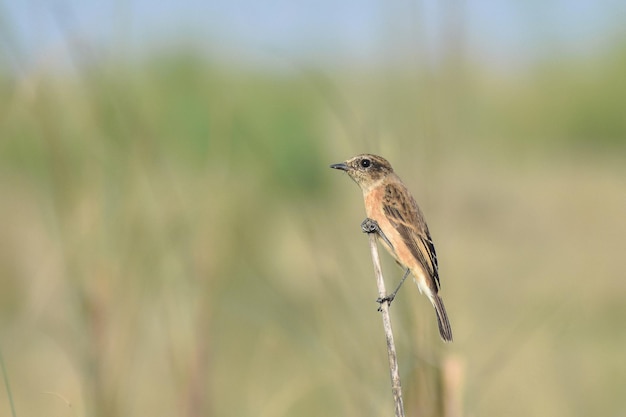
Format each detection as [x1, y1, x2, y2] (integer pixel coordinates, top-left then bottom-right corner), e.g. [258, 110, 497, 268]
[382, 183, 440, 291]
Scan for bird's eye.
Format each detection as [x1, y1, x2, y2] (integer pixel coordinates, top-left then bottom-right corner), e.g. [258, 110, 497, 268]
[360, 159, 371, 168]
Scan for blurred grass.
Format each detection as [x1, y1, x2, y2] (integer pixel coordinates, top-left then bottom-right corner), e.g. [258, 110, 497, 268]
[0, 39, 625, 417]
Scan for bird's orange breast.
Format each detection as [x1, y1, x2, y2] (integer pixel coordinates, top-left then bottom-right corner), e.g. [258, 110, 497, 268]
[363, 187, 412, 269]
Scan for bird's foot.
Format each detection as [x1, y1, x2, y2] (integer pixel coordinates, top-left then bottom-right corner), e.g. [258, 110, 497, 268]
[376, 294, 395, 311]
[361, 218, 379, 234]
[361, 218, 393, 249]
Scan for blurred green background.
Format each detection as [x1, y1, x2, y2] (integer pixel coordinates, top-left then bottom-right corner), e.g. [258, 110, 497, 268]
[1, 1, 625, 416]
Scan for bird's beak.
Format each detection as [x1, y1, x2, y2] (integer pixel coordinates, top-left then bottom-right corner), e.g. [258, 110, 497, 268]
[330, 162, 349, 171]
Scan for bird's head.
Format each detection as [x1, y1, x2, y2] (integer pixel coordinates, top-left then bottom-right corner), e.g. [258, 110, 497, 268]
[330, 154, 394, 191]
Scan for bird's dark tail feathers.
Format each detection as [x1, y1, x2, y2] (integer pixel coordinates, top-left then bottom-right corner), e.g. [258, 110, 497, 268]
[432, 294, 453, 342]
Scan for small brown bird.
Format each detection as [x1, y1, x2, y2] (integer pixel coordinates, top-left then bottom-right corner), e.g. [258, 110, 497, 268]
[331, 154, 453, 342]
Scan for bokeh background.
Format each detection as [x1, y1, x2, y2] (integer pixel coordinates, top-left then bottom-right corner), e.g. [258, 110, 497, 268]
[1, 1, 625, 416]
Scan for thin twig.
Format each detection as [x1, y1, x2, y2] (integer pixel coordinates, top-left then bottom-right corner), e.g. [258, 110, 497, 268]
[0, 346, 17, 417]
[361, 218, 405, 417]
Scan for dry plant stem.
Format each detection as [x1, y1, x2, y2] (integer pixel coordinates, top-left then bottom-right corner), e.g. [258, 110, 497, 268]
[361, 218, 405, 417]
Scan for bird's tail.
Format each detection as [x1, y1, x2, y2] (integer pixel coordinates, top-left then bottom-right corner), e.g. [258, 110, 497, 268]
[431, 294, 453, 342]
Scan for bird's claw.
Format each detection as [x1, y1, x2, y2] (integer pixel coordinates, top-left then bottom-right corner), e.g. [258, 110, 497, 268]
[376, 294, 395, 311]
[361, 218, 378, 234]
[361, 218, 394, 249]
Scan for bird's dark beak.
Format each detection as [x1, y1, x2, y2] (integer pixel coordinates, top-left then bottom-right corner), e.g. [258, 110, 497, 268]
[330, 162, 349, 171]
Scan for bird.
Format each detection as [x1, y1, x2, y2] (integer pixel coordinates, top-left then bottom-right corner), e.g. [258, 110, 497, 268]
[330, 154, 453, 342]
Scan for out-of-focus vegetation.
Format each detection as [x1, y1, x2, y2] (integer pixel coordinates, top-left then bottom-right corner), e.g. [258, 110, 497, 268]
[1, 24, 625, 417]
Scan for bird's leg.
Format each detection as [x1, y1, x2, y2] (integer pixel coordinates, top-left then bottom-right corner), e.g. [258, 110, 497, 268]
[377, 268, 410, 306]
[361, 218, 394, 250]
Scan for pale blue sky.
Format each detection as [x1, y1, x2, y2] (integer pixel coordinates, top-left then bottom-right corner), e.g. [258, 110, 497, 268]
[2, 0, 624, 73]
